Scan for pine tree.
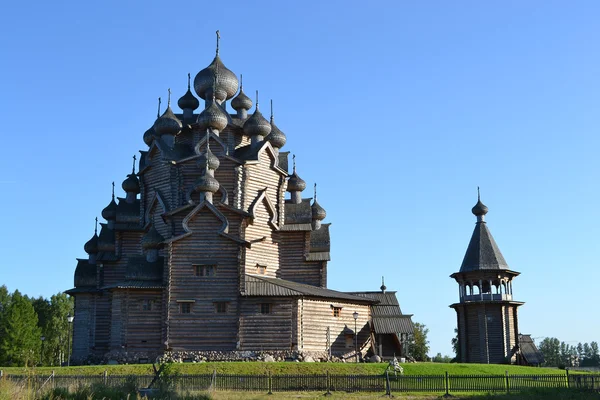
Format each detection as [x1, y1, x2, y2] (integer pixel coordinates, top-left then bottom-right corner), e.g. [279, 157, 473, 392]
[0, 290, 41, 366]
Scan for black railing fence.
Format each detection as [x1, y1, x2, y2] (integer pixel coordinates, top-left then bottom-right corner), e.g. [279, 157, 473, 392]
[1, 369, 599, 395]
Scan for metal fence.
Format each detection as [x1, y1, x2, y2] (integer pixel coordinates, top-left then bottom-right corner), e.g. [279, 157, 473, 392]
[1, 370, 599, 395]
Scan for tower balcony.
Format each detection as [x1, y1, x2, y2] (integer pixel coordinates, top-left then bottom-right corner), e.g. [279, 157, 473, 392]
[462, 293, 512, 302]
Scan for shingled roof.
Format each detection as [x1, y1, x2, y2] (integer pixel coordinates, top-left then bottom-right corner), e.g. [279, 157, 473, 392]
[460, 221, 509, 272]
[348, 291, 414, 334]
[519, 334, 545, 366]
[243, 275, 376, 303]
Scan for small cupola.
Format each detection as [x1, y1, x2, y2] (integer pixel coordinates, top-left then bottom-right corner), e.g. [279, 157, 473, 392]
[194, 132, 220, 203]
[380, 277, 387, 293]
[84, 217, 99, 263]
[178, 73, 200, 122]
[197, 139, 221, 171]
[142, 224, 165, 262]
[311, 183, 326, 230]
[265, 100, 286, 152]
[122, 155, 140, 203]
[196, 93, 229, 135]
[231, 74, 252, 119]
[243, 90, 271, 146]
[153, 90, 183, 146]
[286, 155, 306, 204]
[143, 126, 155, 147]
[194, 31, 239, 104]
[472, 187, 489, 222]
[101, 182, 118, 223]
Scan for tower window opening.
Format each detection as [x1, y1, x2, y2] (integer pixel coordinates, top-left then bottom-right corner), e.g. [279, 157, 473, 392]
[332, 307, 342, 317]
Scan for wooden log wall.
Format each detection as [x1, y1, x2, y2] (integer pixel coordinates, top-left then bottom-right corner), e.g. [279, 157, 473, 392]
[143, 152, 175, 210]
[94, 291, 111, 355]
[124, 289, 163, 352]
[244, 200, 280, 277]
[299, 299, 370, 355]
[167, 210, 241, 351]
[72, 294, 94, 360]
[277, 231, 323, 287]
[238, 297, 294, 351]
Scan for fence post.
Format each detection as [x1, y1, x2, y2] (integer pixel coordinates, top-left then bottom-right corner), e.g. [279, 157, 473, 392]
[505, 371, 509, 394]
[267, 371, 272, 395]
[325, 370, 331, 396]
[565, 368, 569, 389]
[385, 370, 391, 397]
[103, 370, 108, 385]
[445, 371, 450, 396]
[211, 369, 216, 391]
[0, 370, 3, 379]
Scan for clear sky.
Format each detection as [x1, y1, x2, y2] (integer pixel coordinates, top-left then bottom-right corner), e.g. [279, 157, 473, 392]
[1, 0, 599, 357]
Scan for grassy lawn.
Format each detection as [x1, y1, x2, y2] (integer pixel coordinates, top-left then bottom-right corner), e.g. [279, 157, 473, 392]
[0, 362, 567, 376]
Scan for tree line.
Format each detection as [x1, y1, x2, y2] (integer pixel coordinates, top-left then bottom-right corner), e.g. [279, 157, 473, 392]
[0, 285, 74, 367]
[538, 337, 600, 368]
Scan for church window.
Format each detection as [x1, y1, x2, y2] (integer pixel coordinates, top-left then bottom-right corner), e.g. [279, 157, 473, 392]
[179, 303, 191, 314]
[214, 302, 228, 313]
[332, 307, 342, 317]
[260, 303, 272, 314]
[194, 265, 217, 277]
[142, 300, 153, 311]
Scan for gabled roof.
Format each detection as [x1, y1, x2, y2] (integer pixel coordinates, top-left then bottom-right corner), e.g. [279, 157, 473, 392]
[348, 291, 414, 334]
[460, 221, 509, 272]
[284, 199, 312, 225]
[519, 334, 545, 365]
[243, 275, 376, 303]
[74, 259, 96, 288]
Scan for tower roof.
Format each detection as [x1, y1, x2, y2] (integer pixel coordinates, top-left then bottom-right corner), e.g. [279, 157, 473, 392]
[459, 194, 509, 272]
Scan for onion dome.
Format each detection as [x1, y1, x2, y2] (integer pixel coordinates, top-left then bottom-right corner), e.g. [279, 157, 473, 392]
[142, 224, 165, 250]
[143, 126, 155, 146]
[197, 99, 229, 132]
[178, 73, 200, 111]
[194, 31, 238, 101]
[311, 200, 326, 221]
[243, 91, 271, 137]
[380, 277, 387, 293]
[287, 172, 306, 192]
[472, 188, 489, 217]
[153, 91, 182, 136]
[122, 156, 140, 194]
[84, 218, 99, 254]
[287, 156, 306, 192]
[102, 183, 118, 220]
[84, 233, 99, 254]
[197, 145, 220, 171]
[266, 100, 286, 149]
[194, 173, 220, 194]
[311, 184, 326, 221]
[231, 75, 253, 111]
[122, 173, 140, 194]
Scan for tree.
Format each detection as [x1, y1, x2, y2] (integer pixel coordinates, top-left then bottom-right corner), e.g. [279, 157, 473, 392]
[408, 322, 430, 361]
[451, 328, 459, 361]
[0, 290, 41, 366]
[45, 293, 74, 366]
[538, 337, 560, 367]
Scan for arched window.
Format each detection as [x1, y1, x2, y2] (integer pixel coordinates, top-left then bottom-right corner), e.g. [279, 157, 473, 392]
[473, 285, 480, 295]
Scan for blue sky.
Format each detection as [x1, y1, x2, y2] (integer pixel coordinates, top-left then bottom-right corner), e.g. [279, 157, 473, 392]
[1, 1, 599, 357]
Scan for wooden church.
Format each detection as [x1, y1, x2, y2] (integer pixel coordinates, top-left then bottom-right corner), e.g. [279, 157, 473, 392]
[66, 32, 413, 363]
[450, 193, 523, 364]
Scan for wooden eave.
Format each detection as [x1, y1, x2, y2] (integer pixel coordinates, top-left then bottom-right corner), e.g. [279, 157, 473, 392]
[450, 269, 521, 280]
[449, 300, 525, 309]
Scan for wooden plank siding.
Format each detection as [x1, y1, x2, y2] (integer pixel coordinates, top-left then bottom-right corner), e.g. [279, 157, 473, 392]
[166, 210, 242, 350]
[72, 294, 94, 360]
[123, 290, 163, 352]
[299, 299, 371, 355]
[239, 297, 294, 351]
[277, 231, 323, 287]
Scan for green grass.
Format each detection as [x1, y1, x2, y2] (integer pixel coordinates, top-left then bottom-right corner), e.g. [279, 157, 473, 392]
[0, 362, 568, 377]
